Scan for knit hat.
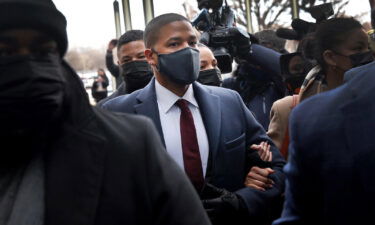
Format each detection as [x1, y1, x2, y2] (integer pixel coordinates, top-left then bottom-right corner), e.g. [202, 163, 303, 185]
[0, 0, 68, 55]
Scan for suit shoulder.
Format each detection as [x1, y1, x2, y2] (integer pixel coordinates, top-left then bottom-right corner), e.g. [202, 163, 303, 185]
[206, 85, 241, 98]
[101, 90, 139, 112]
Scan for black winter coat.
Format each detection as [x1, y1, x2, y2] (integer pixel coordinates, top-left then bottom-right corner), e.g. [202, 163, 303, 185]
[43, 62, 211, 225]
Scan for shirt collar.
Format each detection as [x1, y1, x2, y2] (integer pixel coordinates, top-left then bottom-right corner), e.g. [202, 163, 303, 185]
[155, 79, 199, 114]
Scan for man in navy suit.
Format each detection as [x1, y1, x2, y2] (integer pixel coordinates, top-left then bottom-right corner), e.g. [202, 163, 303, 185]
[273, 61, 375, 225]
[103, 13, 285, 225]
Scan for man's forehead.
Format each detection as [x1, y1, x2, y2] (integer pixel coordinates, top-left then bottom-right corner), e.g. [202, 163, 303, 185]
[158, 21, 196, 39]
[119, 40, 145, 55]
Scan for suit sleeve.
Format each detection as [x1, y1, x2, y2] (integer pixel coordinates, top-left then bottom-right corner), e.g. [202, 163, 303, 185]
[232, 91, 286, 222]
[272, 109, 316, 225]
[142, 118, 211, 225]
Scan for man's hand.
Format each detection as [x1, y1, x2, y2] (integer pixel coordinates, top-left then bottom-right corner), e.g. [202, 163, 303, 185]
[201, 183, 245, 224]
[244, 166, 275, 191]
[250, 141, 272, 162]
[107, 39, 118, 51]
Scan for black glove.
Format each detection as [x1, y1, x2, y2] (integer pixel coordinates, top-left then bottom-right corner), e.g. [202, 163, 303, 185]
[201, 183, 247, 225]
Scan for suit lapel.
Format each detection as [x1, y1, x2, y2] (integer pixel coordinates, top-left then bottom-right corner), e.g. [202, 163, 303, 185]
[45, 118, 106, 225]
[134, 79, 165, 146]
[193, 82, 222, 166]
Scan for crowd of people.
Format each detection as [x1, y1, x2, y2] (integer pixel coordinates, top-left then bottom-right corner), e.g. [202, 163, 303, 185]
[1, 0, 375, 224]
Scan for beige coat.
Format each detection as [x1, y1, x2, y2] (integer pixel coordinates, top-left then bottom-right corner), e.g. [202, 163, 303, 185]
[266, 96, 296, 151]
[267, 66, 326, 158]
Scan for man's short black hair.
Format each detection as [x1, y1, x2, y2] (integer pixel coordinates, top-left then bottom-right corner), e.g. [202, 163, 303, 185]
[144, 13, 190, 48]
[117, 30, 144, 49]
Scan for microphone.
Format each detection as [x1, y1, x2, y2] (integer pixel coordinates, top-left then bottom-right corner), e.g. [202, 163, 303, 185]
[276, 28, 301, 40]
[292, 18, 315, 34]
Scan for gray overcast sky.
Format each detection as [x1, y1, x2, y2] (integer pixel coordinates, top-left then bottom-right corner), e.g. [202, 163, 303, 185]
[53, 0, 186, 50]
[53, 0, 370, 50]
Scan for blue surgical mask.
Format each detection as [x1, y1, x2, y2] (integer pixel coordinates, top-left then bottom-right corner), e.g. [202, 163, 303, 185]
[153, 47, 200, 85]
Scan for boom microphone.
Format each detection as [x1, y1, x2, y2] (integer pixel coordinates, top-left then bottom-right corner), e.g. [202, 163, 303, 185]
[276, 28, 301, 40]
[291, 18, 315, 35]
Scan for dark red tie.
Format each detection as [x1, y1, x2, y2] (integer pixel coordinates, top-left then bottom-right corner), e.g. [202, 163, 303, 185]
[176, 99, 204, 190]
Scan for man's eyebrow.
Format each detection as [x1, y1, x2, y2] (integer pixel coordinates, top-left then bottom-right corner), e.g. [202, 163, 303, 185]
[121, 55, 131, 60]
[166, 37, 182, 42]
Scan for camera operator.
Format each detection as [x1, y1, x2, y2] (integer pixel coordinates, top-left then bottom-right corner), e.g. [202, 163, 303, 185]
[194, 0, 285, 130]
[222, 46, 285, 130]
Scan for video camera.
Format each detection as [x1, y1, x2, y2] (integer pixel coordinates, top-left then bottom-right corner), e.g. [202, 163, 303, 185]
[192, 0, 250, 73]
[276, 3, 334, 41]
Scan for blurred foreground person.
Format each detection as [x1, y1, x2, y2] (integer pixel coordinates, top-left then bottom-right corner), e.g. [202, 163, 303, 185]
[197, 43, 222, 86]
[0, 1, 210, 224]
[267, 17, 373, 159]
[91, 68, 109, 103]
[98, 30, 153, 106]
[103, 13, 286, 225]
[273, 61, 375, 225]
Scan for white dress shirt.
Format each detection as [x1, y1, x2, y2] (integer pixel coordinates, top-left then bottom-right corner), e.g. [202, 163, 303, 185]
[155, 80, 209, 177]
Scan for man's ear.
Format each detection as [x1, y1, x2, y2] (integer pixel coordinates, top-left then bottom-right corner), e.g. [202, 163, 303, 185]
[323, 50, 337, 67]
[145, 49, 157, 66]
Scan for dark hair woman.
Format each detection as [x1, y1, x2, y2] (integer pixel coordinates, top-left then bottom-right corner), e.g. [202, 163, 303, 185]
[267, 17, 374, 159]
[299, 17, 373, 101]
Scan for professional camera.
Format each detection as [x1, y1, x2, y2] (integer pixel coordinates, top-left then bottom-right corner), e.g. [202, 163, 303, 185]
[276, 3, 334, 41]
[193, 0, 250, 73]
[308, 3, 334, 23]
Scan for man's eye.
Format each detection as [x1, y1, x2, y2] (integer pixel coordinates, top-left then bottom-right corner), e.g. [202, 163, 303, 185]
[169, 42, 179, 47]
[189, 41, 197, 47]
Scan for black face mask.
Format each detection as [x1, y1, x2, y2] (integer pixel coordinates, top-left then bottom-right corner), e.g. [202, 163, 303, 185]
[349, 51, 374, 68]
[198, 68, 222, 86]
[121, 60, 153, 93]
[0, 54, 66, 137]
[154, 47, 200, 85]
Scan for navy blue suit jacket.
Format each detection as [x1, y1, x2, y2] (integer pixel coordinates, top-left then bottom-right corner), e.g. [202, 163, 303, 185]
[103, 79, 286, 221]
[273, 62, 375, 225]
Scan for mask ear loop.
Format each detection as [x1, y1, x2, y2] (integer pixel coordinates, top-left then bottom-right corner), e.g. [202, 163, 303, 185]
[150, 48, 160, 71]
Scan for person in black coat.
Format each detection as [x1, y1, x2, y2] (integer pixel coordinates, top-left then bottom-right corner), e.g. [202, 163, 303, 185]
[0, 1, 211, 224]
